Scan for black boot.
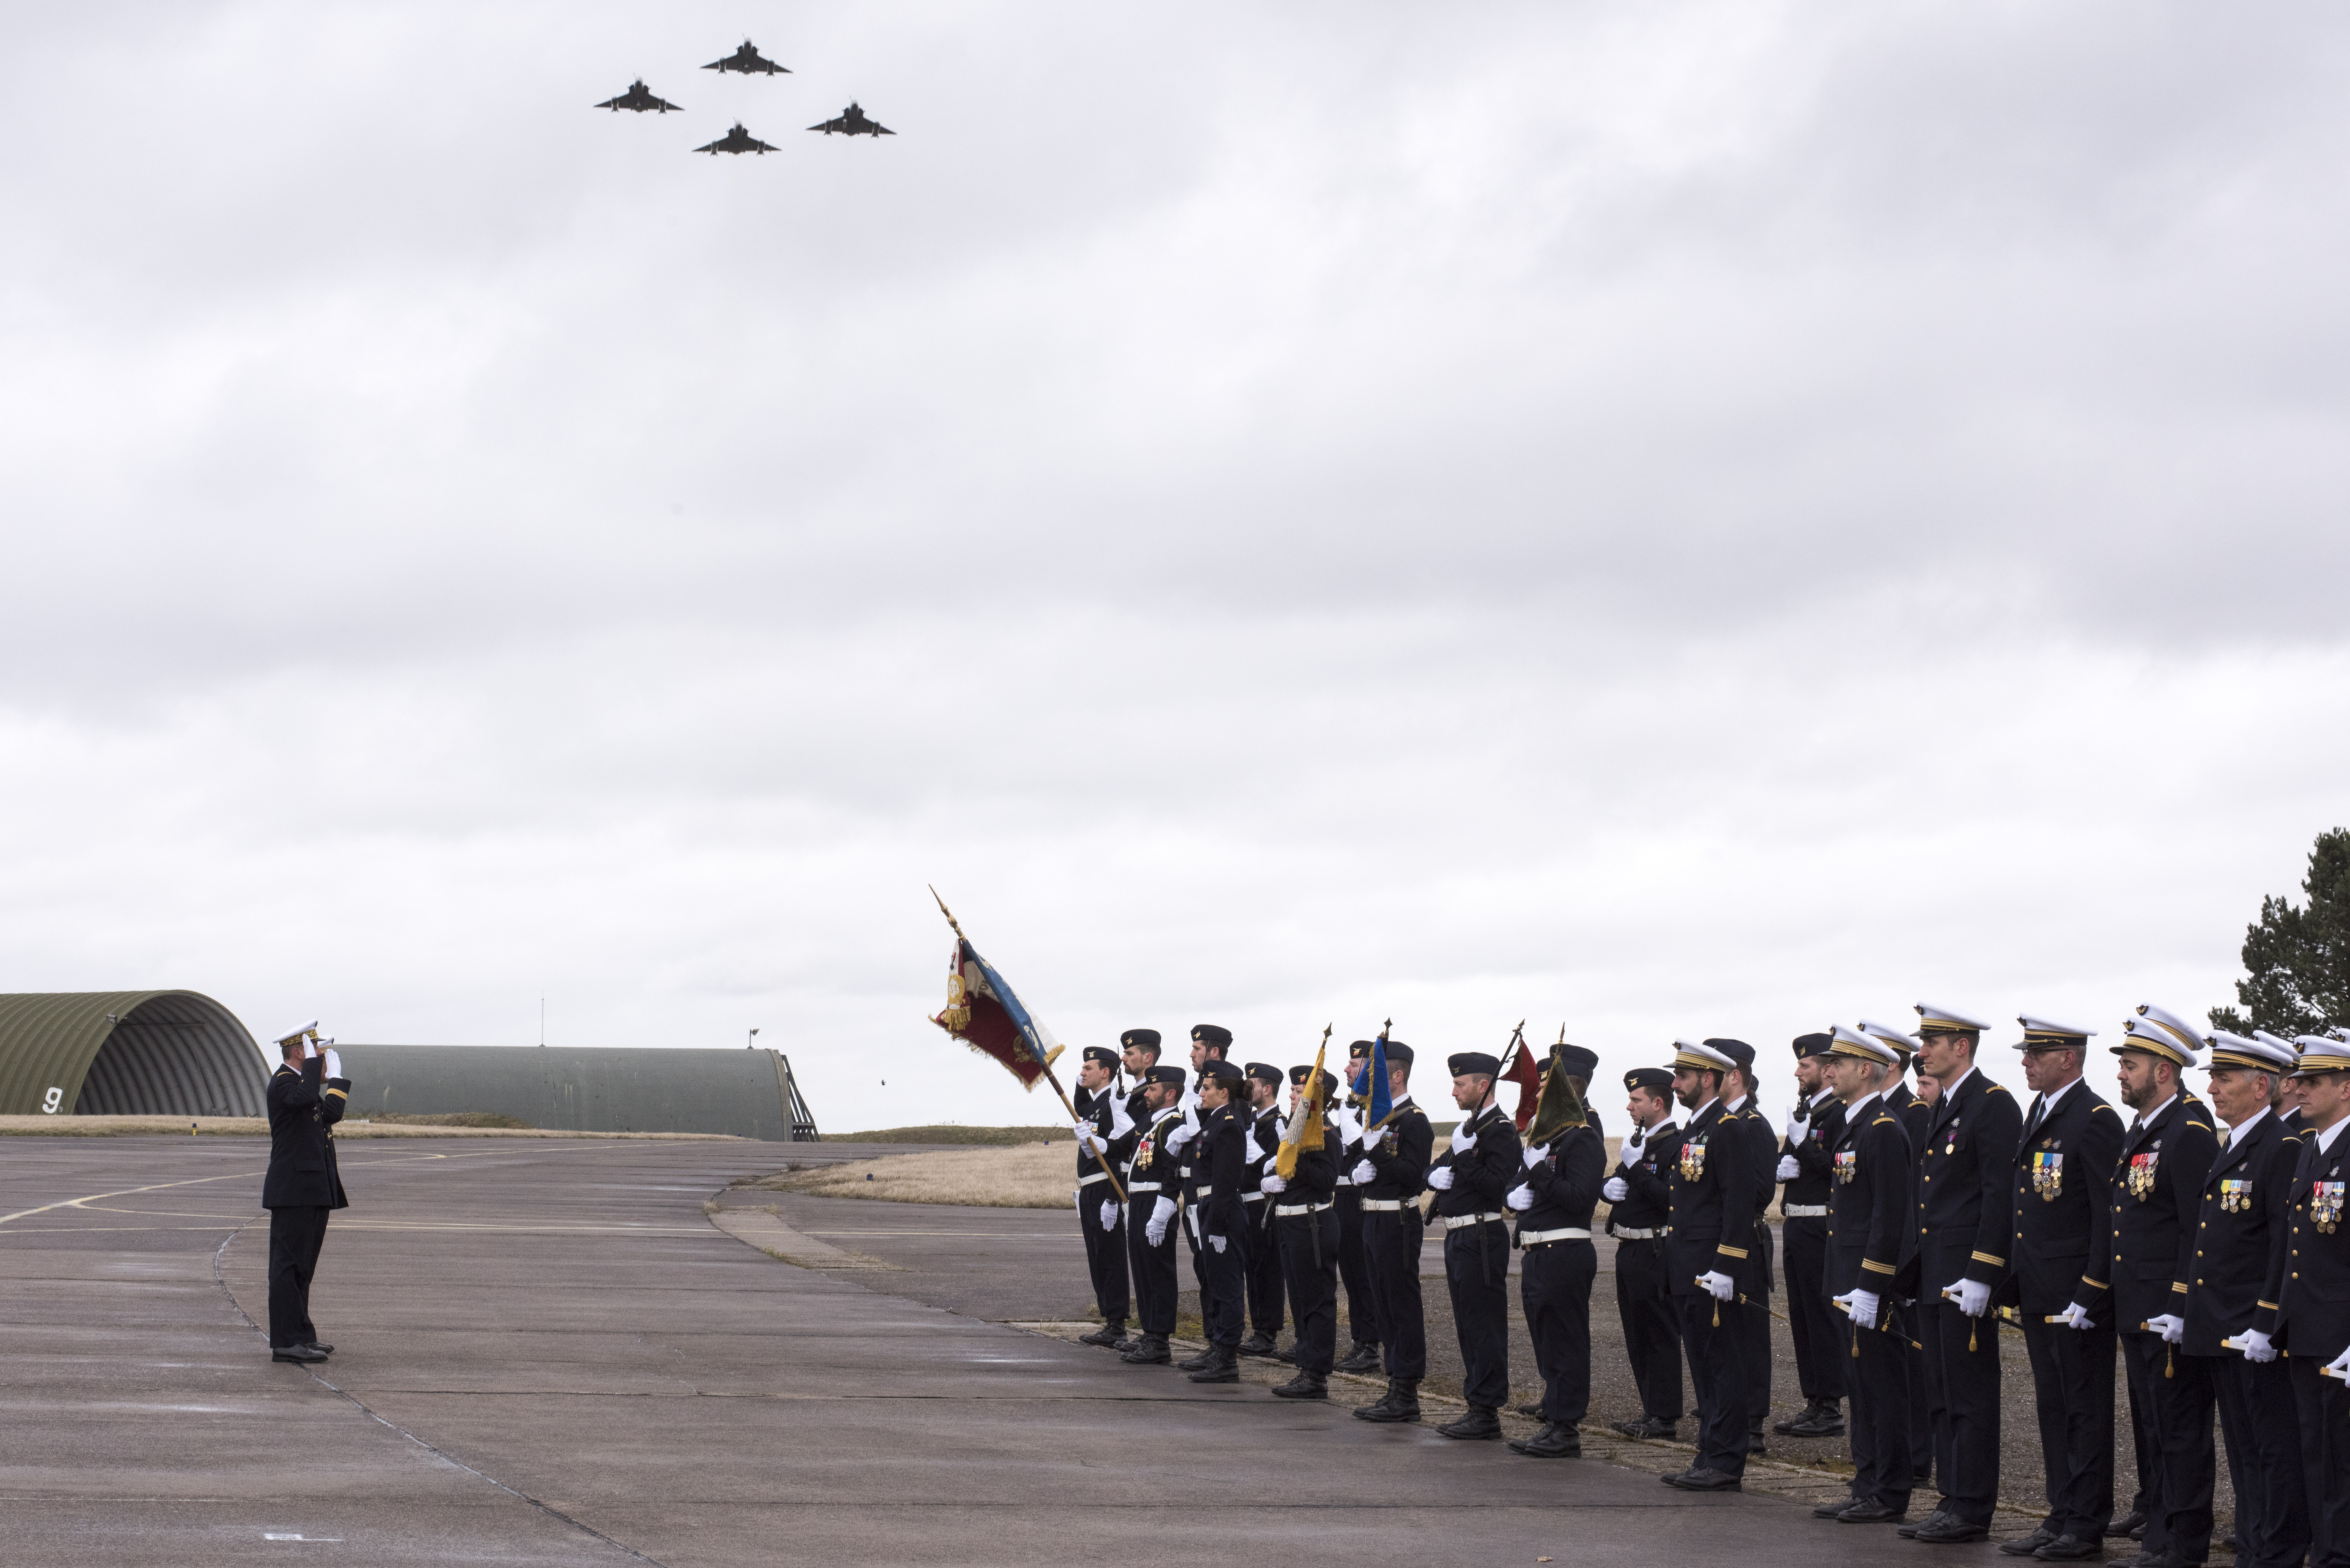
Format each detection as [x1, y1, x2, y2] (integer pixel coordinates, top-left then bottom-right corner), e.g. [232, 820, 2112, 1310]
[1237, 1332, 1278, 1358]
[1507, 1421, 1582, 1458]
[1119, 1332, 1170, 1365]
[1079, 1322, 1126, 1348]
[1352, 1379, 1405, 1421]
[1349, 1377, 1422, 1422]
[1272, 1368, 1328, 1400]
[1177, 1345, 1216, 1372]
[1335, 1340, 1382, 1374]
[1437, 1405, 1503, 1440]
[1188, 1344, 1240, 1384]
[1273, 1343, 1298, 1364]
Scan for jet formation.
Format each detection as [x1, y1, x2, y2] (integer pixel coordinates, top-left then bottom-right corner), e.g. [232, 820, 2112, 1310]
[597, 38, 894, 154]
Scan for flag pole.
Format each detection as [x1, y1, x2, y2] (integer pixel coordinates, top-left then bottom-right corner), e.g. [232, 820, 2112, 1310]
[928, 888, 1126, 1204]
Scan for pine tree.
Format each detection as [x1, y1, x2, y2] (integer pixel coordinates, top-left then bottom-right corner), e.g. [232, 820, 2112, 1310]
[2210, 827, 2350, 1038]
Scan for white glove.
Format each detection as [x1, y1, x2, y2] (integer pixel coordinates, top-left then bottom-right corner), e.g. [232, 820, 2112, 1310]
[1602, 1176, 1629, 1203]
[1167, 1122, 1197, 1152]
[1785, 1113, 1805, 1142]
[1246, 1142, 1269, 1168]
[2240, 1328, 2276, 1363]
[1624, 1126, 1645, 1157]
[1522, 1142, 1546, 1169]
[2326, 1346, 2350, 1378]
[1146, 1196, 1175, 1246]
[302, 1037, 320, 1059]
[1427, 1167, 1455, 1191]
[1505, 1184, 1534, 1212]
[1450, 1119, 1474, 1154]
[1182, 1103, 1200, 1132]
[1208, 1233, 1226, 1254]
[2146, 1312, 2184, 1345]
[1947, 1278, 1992, 1318]
[320, 1048, 342, 1079]
[1848, 1289, 1880, 1329]
[1699, 1270, 1735, 1302]
[2060, 1301, 2094, 1331]
[1775, 1155, 1800, 1181]
[1073, 1119, 1095, 1142]
[1352, 1159, 1377, 1184]
[1260, 1173, 1285, 1194]
[1099, 1200, 1119, 1231]
[1107, 1096, 1136, 1138]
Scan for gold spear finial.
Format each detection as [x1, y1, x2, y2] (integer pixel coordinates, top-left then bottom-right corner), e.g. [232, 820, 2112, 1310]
[928, 885, 967, 940]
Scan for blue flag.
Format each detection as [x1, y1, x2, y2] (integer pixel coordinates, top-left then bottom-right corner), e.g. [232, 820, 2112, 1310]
[1362, 1032, 1393, 1133]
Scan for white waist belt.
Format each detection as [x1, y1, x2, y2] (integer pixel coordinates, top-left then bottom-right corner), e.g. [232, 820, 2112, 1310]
[1335, 1175, 1355, 1187]
[1520, 1227, 1592, 1244]
[1242, 1191, 1266, 1203]
[1783, 1204, 1827, 1217]
[1079, 1171, 1110, 1188]
[1127, 1181, 1162, 1193]
[1612, 1226, 1664, 1240]
[1275, 1201, 1334, 1217]
[1361, 1198, 1408, 1211]
[1444, 1211, 1508, 1230]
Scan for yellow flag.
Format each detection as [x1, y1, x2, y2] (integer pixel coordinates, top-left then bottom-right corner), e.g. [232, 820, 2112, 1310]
[1274, 1029, 1331, 1179]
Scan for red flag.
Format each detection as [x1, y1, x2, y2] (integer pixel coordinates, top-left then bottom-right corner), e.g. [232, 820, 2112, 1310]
[929, 938, 1053, 1091]
[1502, 1041, 1544, 1131]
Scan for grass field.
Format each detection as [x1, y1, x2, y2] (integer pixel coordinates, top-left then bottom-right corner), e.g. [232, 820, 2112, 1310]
[0, 1115, 738, 1141]
[819, 1125, 1074, 1145]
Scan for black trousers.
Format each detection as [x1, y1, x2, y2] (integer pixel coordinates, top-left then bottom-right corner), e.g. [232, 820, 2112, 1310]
[1520, 1239, 1594, 1426]
[1918, 1299, 2003, 1524]
[1846, 1313, 1914, 1510]
[1741, 1221, 1774, 1432]
[1443, 1220, 1511, 1411]
[1334, 1187, 1375, 1347]
[1125, 1193, 1179, 1334]
[1242, 1198, 1284, 1338]
[266, 1204, 331, 1349]
[2122, 1331, 2213, 1560]
[1199, 1222, 1247, 1347]
[1362, 1204, 1425, 1379]
[1080, 1180, 1128, 1328]
[2020, 1313, 2115, 1542]
[2125, 1351, 2154, 1517]
[1614, 1235, 1685, 1419]
[1678, 1292, 1752, 1477]
[1781, 1216, 1844, 1404]
[2211, 1353, 2308, 1568]
[2290, 1354, 2350, 1568]
[1275, 1205, 1340, 1374]
[1910, 1334, 1937, 1484]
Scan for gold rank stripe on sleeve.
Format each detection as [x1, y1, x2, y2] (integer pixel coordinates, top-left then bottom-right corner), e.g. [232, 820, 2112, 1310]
[2081, 1275, 2109, 1290]
[1716, 1244, 1749, 1260]
[324, 1088, 348, 1100]
[1971, 1251, 2005, 1267]
[2172, 1281, 2188, 1294]
[2258, 1299, 2279, 1311]
[1861, 1258, 1897, 1276]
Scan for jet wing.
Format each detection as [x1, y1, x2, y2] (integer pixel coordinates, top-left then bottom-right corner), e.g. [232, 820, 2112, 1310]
[745, 134, 778, 152]
[646, 94, 681, 112]
[808, 115, 849, 134]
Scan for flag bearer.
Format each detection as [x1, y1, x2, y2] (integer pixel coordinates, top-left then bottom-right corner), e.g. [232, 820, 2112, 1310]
[1351, 1041, 1433, 1424]
[1263, 1065, 1341, 1400]
[1333, 1041, 1382, 1373]
[1425, 1048, 1522, 1440]
[1506, 1043, 1605, 1459]
[1072, 1045, 1136, 1348]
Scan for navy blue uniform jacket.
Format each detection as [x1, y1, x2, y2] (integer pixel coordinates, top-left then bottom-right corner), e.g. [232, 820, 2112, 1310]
[262, 1059, 350, 1210]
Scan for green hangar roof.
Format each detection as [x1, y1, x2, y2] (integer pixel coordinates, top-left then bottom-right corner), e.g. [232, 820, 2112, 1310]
[0, 991, 269, 1117]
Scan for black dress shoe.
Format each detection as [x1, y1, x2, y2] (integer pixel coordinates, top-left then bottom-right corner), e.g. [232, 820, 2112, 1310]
[1335, 1341, 1382, 1374]
[1436, 1406, 1503, 1440]
[1660, 1467, 1742, 1492]
[1815, 1497, 1862, 1519]
[2032, 1537, 2104, 1561]
[1236, 1332, 1279, 1358]
[1507, 1422, 1581, 1458]
[1999, 1526, 2057, 1557]
[271, 1344, 328, 1363]
[1271, 1369, 1328, 1400]
[1078, 1324, 1126, 1347]
[1914, 1517, 1991, 1544]
[2110, 1511, 2147, 1542]
[1839, 1502, 1907, 1524]
[1899, 1509, 1952, 1540]
[1615, 1414, 1679, 1439]
[304, 1342, 334, 1356]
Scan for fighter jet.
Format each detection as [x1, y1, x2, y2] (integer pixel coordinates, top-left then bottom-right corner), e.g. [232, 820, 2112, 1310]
[595, 79, 680, 113]
[703, 40, 789, 75]
[696, 123, 779, 155]
[808, 102, 894, 137]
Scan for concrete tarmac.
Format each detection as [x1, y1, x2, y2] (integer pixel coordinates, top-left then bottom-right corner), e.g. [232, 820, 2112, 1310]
[5, 1136, 2011, 1567]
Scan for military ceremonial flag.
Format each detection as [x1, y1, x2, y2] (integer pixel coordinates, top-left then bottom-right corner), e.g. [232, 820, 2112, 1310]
[1273, 1026, 1332, 1180]
[1522, 1044, 1591, 1149]
[1498, 1023, 1541, 1130]
[1359, 1028, 1396, 1134]
[928, 932, 1058, 1091]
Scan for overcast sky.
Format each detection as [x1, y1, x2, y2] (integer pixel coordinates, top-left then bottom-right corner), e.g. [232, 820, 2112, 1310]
[4, 1, 2346, 1129]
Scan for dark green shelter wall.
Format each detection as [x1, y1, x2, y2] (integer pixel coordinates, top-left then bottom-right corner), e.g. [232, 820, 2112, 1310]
[332, 1045, 815, 1142]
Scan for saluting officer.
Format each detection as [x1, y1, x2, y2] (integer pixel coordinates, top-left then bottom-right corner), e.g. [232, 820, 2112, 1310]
[1072, 1045, 1138, 1349]
[1262, 1065, 1341, 1400]
[2257, 1036, 2350, 1568]
[1238, 1063, 1288, 1357]
[1350, 1041, 1433, 1425]
[1660, 1038, 1759, 1492]
[1715, 1039, 1776, 1455]
[1332, 1040, 1382, 1374]
[2060, 1006, 2219, 1568]
[1998, 1016, 2125, 1563]
[1425, 1048, 1522, 1440]
[1119, 1064, 1189, 1366]
[1897, 1002, 2021, 1545]
[1506, 1043, 1605, 1459]
[1605, 1067, 1687, 1439]
[1810, 1025, 1912, 1525]
[1778, 1032, 1849, 1439]
[2178, 1031, 2308, 1568]
[262, 1025, 351, 1363]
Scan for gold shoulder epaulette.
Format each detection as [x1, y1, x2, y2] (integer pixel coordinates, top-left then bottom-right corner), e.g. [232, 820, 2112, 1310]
[1985, 1083, 2011, 1096]
[2092, 1104, 2121, 1116]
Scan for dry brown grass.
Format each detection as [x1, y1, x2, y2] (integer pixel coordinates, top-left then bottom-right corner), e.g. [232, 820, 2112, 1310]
[740, 1140, 1076, 1208]
[0, 1115, 739, 1141]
